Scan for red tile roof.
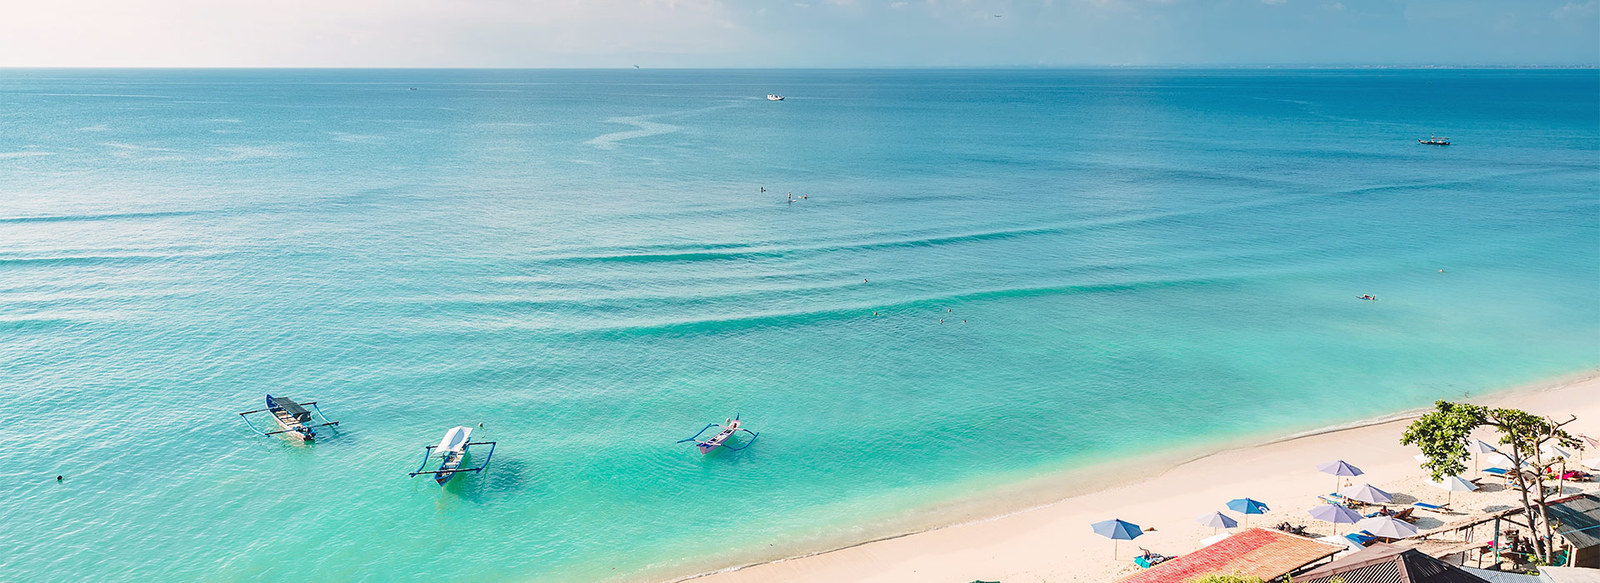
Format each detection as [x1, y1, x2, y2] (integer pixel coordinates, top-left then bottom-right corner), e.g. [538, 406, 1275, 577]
[1117, 528, 1344, 583]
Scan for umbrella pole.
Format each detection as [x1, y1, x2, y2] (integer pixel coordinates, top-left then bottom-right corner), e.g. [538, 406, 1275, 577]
[1113, 539, 1118, 561]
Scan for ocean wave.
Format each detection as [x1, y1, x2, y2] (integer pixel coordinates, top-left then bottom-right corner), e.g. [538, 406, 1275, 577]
[0, 252, 225, 268]
[526, 276, 1236, 338]
[0, 317, 78, 332]
[0, 210, 206, 224]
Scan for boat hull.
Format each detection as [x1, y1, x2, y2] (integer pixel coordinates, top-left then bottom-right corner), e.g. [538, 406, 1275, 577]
[436, 450, 465, 485]
[271, 410, 312, 441]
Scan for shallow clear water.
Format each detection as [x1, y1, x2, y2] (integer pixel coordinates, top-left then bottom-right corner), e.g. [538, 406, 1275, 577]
[1, 69, 1596, 582]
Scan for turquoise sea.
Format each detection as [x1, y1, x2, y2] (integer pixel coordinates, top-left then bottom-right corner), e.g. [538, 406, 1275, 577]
[1, 69, 1596, 582]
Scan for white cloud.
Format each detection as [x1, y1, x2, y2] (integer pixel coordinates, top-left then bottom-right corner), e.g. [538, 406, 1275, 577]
[1552, 0, 1598, 20]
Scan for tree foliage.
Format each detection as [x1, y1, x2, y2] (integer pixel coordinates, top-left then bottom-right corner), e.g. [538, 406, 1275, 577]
[1401, 400, 1579, 563]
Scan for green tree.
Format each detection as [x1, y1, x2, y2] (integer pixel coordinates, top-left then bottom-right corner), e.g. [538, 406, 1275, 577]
[1401, 401, 1579, 563]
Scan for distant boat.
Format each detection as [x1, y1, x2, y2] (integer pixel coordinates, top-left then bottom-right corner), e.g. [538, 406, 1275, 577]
[1419, 136, 1450, 146]
[766, 94, 785, 101]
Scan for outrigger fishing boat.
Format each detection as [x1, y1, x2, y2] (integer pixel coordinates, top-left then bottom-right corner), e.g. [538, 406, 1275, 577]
[766, 94, 785, 101]
[238, 394, 339, 441]
[408, 426, 496, 485]
[1419, 135, 1451, 146]
[677, 415, 758, 454]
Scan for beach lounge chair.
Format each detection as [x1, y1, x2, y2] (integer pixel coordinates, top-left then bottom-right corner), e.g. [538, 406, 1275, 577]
[1482, 467, 1512, 477]
[1412, 501, 1451, 512]
[1392, 507, 1416, 523]
[1344, 531, 1377, 547]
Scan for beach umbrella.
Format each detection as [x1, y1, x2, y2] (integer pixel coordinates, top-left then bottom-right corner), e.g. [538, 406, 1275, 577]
[1542, 444, 1575, 460]
[1579, 434, 1598, 451]
[1317, 460, 1364, 494]
[1091, 519, 1143, 560]
[1355, 516, 1419, 540]
[1431, 475, 1478, 505]
[1308, 503, 1363, 535]
[1226, 498, 1270, 528]
[1485, 452, 1532, 470]
[1469, 440, 1499, 472]
[1340, 483, 1394, 505]
[1196, 511, 1238, 534]
[1582, 458, 1600, 471]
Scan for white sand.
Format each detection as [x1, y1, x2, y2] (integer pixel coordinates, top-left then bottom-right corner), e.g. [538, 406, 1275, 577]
[681, 373, 1600, 583]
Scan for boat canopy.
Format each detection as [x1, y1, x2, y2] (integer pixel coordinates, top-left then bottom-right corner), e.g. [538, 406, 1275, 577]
[269, 395, 313, 422]
[437, 426, 472, 453]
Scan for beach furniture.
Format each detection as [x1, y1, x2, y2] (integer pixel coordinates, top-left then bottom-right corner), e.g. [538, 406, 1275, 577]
[1309, 503, 1363, 535]
[1317, 460, 1364, 495]
[1196, 511, 1238, 534]
[1391, 507, 1415, 523]
[1091, 519, 1142, 559]
[677, 415, 758, 454]
[1343, 530, 1377, 546]
[1340, 483, 1394, 505]
[408, 426, 496, 485]
[1225, 498, 1269, 528]
[1430, 474, 1479, 505]
[1353, 516, 1418, 541]
[1411, 501, 1451, 512]
[238, 394, 339, 441]
[1133, 547, 1172, 568]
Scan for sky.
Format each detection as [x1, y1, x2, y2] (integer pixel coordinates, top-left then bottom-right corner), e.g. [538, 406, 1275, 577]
[0, 0, 1595, 67]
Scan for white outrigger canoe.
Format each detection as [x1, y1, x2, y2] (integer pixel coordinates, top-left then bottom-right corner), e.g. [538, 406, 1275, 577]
[409, 426, 496, 485]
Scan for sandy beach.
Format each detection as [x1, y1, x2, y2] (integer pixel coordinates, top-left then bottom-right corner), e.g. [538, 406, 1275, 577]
[683, 372, 1600, 583]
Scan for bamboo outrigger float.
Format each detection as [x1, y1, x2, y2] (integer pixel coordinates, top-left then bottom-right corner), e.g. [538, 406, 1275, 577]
[408, 426, 496, 485]
[678, 415, 758, 454]
[238, 394, 340, 441]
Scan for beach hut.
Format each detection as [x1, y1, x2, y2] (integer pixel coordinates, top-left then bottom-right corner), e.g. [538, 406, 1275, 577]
[1543, 493, 1600, 567]
[1114, 528, 1343, 583]
[1296, 542, 1490, 583]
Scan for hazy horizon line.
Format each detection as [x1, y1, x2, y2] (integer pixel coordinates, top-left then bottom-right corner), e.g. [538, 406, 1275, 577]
[3, 63, 1596, 71]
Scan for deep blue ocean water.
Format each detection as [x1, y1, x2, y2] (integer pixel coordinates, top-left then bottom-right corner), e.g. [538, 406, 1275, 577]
[0, 69, 1596, 582]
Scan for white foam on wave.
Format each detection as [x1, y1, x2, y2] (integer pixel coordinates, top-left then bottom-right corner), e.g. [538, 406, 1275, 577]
[585, 115, 680, 150]
[0, 151, 54, 159]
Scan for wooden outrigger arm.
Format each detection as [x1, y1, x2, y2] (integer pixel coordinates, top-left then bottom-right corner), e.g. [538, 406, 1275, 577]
[677, 415, 758, 453]
[408, 441, 497, 477]
[238, 400, 339, 438]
